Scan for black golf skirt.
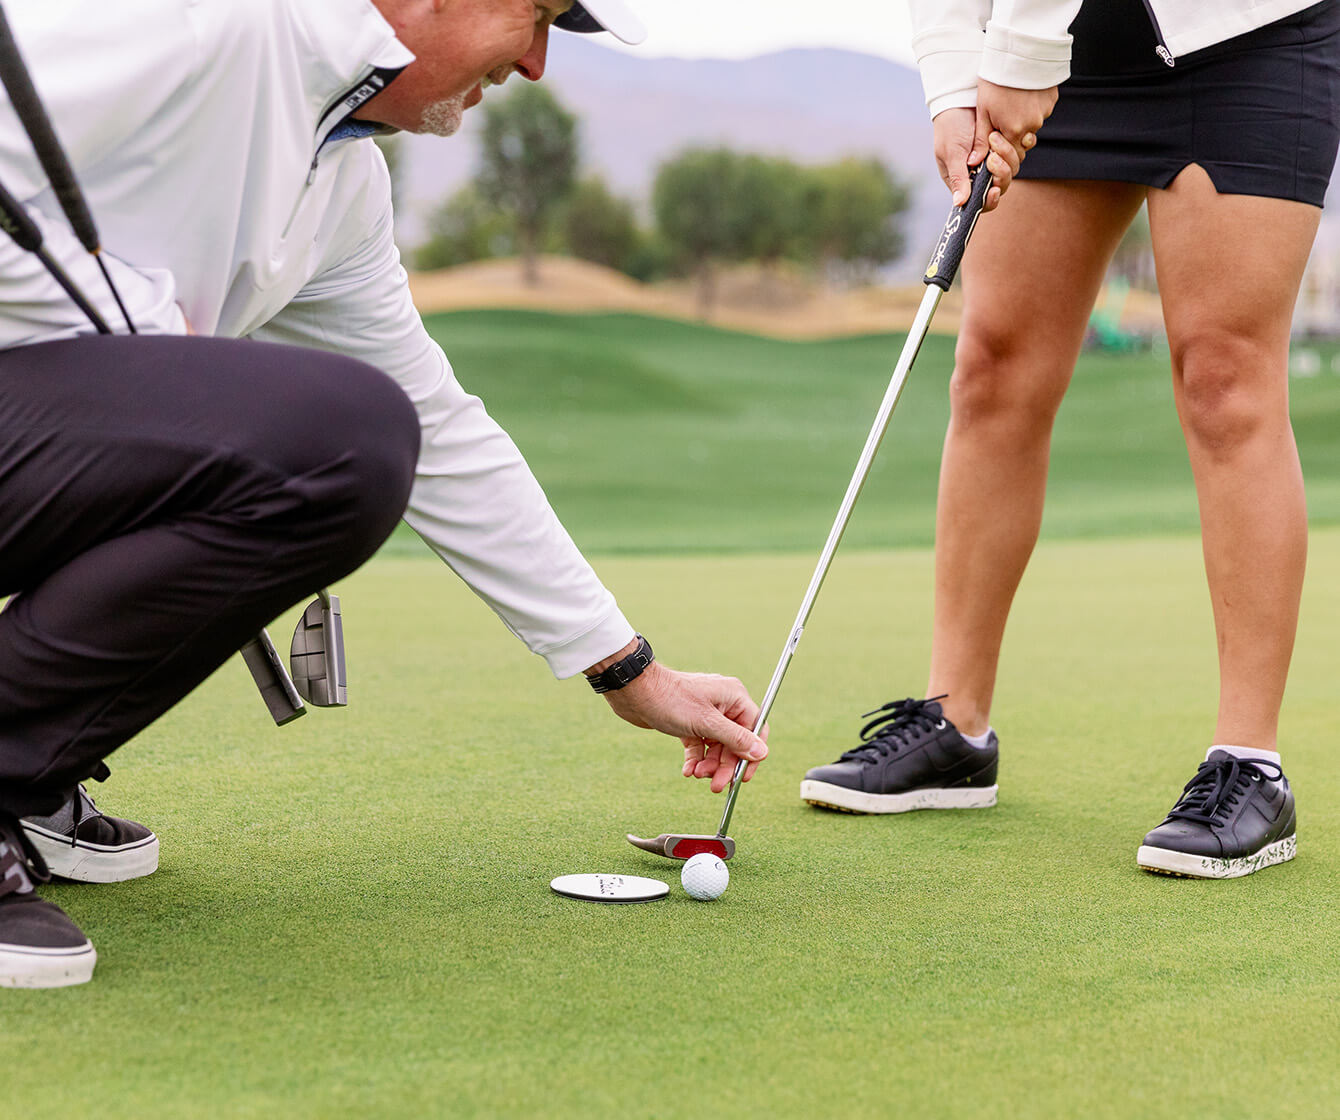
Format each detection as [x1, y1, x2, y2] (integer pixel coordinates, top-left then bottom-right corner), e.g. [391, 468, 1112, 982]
[1017, 0, 1340, 206]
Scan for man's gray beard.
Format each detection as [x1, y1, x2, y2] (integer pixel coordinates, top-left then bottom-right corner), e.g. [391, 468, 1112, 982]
[418, 92, 469, 136]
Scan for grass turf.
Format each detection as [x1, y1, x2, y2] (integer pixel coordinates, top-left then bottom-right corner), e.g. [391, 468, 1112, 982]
[7, 530, 1340, 1118]
[7, 312, 1340, 1115]
[369, 310, 1340, 557]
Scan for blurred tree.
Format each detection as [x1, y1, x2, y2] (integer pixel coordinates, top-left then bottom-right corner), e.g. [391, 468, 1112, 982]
[733, 155, 808, 298]
[477, 83, 578, 286]
[802, 157, 910, 285]
[562, 176, 639, 272]
[652, 147, 746, 317]
[415, 183, 512, 271]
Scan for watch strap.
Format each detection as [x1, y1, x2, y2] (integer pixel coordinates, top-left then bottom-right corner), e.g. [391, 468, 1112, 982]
[586, 634, 654, 694]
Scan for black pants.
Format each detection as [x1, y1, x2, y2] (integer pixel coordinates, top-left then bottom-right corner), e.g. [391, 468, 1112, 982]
[0, 335, 420, 817]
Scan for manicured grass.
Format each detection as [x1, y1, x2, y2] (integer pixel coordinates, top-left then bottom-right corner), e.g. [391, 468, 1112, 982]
[8, 530, 1340, 1118]
[369, 310, 1340, 556]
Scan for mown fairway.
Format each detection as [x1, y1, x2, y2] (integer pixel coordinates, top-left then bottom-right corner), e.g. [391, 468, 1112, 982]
[8, 313, 1340, 1118]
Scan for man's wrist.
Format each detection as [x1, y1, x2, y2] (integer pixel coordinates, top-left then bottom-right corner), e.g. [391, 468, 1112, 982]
[584, 634, 654, 694]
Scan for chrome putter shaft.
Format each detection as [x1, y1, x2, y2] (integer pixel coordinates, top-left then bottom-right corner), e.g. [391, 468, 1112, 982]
[629, 169, 994, 862]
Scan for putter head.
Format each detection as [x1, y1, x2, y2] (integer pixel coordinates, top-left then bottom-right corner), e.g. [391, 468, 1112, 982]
[626, 833, 735, 861]
[290, 590, 347, 707]
[240, 630, 306, 726]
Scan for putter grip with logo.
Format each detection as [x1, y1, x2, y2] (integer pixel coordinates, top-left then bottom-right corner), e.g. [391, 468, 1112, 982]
[923, 168, 992, 292]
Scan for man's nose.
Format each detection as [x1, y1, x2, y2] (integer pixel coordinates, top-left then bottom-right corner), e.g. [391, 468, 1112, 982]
[515, 21, 549, 81]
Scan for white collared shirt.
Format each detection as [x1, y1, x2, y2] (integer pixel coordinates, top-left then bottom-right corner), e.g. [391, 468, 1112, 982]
[0, 0, 634, 677]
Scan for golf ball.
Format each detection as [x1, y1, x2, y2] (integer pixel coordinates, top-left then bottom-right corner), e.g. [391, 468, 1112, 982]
[681, 853, 729, 900]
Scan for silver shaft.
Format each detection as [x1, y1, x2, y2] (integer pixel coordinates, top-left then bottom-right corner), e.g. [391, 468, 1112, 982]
[715, 283, 946, 839]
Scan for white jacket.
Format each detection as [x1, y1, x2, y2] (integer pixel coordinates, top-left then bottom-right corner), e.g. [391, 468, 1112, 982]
[909, 0, 1328, 116]
[0, 0, 634, 678]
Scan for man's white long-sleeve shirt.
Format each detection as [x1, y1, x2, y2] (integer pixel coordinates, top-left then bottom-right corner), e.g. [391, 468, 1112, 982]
[0, 0, 635, 678]
[909, 0, 1326, 116]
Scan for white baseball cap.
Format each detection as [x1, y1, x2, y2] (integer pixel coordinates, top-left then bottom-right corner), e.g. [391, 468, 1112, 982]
[553, 0, 647, 45]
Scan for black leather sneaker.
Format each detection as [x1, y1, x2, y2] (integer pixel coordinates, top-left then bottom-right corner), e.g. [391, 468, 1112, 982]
[22, 784, 159, 883]
[1137, 751, 1296, 879]
[0, 813, 96, 988]
[800, 697, 999, 814]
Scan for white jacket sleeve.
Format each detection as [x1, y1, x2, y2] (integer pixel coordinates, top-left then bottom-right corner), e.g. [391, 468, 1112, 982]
[908, 0, 1078, 117]
[248, 154, 635, 679]
[908, 0, 992, 117]
[981, 0, 1079, 92]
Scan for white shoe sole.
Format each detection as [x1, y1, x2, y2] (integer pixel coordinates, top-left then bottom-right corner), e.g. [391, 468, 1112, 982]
[1136, 833, 1297, 879]
[22, 824, 159, 883]
[800, 779, 998, 815]
[0, 940, 96, 988]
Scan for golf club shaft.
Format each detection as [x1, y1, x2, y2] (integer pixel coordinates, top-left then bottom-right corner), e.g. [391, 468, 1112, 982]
[714, 284, 943, 839]
[0, 1, 135, 332]
[715, 168, 994, 840]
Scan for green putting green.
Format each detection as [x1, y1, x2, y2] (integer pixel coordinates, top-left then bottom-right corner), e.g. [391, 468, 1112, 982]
[7, 313, 1339, 1117]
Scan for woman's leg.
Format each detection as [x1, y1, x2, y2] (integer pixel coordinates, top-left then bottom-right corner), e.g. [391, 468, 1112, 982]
[928, 179, 1146, 735]
[800, 178, 1146, 815]
[1146, 164, 1317, 750]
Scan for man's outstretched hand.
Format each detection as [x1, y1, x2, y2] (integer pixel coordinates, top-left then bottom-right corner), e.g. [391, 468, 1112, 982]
[597, 661, 769, 793]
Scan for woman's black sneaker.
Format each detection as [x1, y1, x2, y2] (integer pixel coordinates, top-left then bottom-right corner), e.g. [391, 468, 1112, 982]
[800, 697, 999, 814]
[1137, 751, 1296, 879]
[0, 813, 97, 988]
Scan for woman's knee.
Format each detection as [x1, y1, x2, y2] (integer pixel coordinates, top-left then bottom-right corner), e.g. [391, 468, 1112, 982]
[1171, 329, 1286, 452]
[949, 323, 1071, 434]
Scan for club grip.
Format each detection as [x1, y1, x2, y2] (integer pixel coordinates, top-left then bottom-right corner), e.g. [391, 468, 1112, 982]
[922, 167, 992, 292]
[0, 4, 100, 252]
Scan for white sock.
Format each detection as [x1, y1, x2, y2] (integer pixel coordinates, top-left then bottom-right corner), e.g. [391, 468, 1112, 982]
[1206, 744, 1282, 766]
[962, 727, 994, 750]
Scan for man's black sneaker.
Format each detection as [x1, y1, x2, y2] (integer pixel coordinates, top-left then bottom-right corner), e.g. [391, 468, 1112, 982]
[800, 697, 999, 814]
[0, 813, 96, 988]
[1137, 751, 1296, 879]
[22, 785, 159, 883]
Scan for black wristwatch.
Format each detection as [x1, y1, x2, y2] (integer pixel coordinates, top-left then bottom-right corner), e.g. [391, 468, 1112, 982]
[586, 634, 654, 694]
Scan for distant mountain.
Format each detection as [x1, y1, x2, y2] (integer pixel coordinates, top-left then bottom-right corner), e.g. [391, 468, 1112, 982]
[395, 39, 947, 280]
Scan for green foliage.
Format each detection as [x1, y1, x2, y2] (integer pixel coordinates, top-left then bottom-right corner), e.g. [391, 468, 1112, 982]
[801, 156, 910, 283]
[477, 82, 578, 283]
[652, 149, 913, 311]
[651, 148, 742, 262]
[414, 183, 512, 271]
[561, 175, 639, 272]
[732, 154, 808, 264]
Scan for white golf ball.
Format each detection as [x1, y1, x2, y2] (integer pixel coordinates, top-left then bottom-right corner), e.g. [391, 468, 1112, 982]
[681, 853, 729, 900]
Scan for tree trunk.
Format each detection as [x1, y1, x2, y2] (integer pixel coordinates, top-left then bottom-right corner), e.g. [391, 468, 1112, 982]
[521, 225, 540, 287]
[695, 257, 715, 320]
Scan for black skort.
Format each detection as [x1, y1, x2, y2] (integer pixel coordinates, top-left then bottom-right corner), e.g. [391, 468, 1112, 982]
[1017, 0, 1340, 206]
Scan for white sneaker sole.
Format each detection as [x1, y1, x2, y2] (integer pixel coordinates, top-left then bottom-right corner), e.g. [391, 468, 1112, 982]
[1136, 833, 1297, 879]
[800, 779, 998, 815]
[22, 824, 159, 883]
[0, 940, 96, 988]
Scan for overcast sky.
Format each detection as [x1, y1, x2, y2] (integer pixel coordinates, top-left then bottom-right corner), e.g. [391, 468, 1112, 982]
[598, 0, 919, 65]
